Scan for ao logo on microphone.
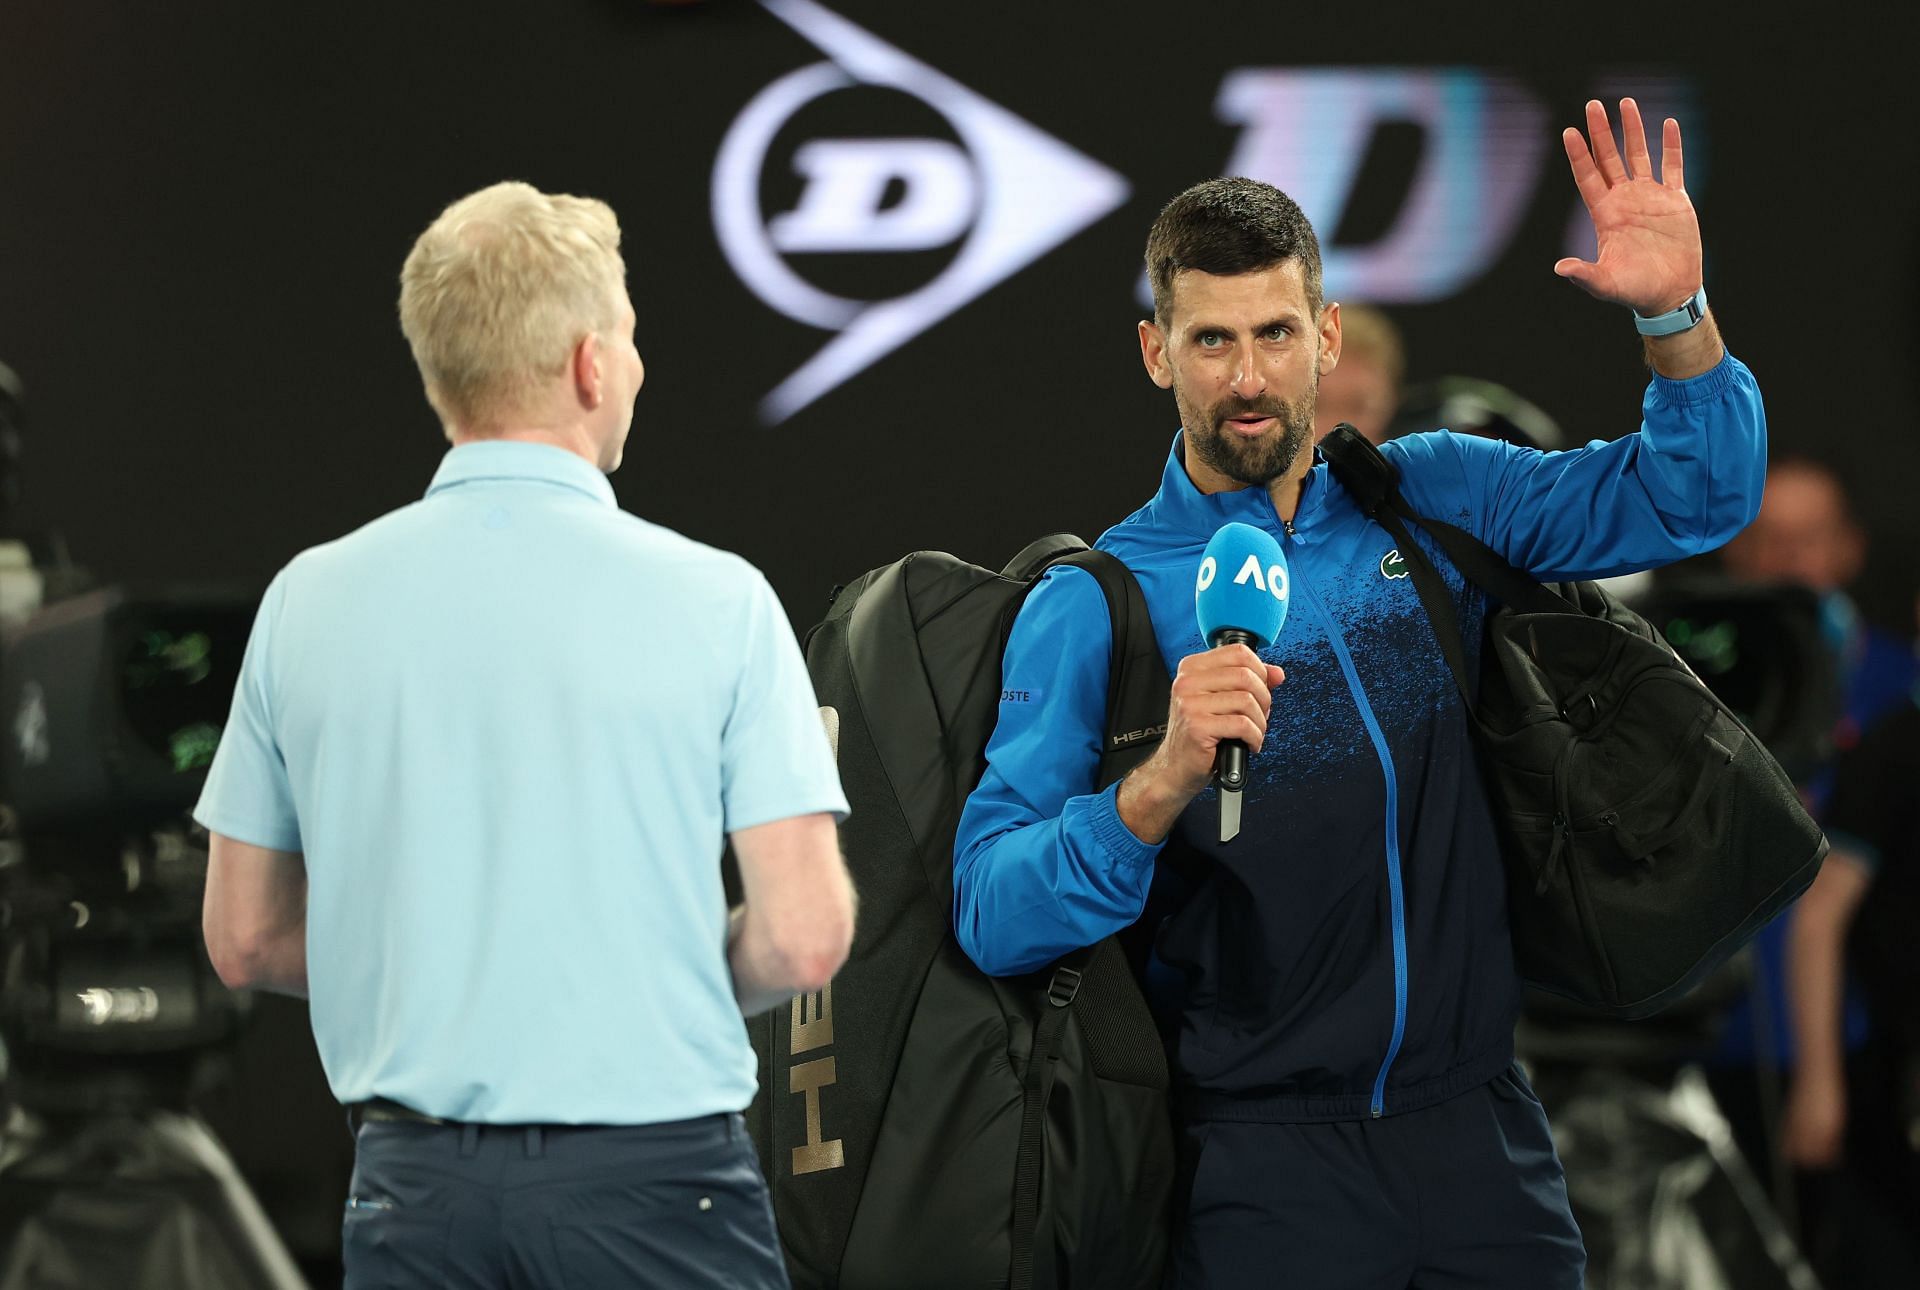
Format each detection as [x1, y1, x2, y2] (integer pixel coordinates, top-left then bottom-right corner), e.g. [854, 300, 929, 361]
[714, 0, 1129, 425]
[1196, 552, 1289, 603]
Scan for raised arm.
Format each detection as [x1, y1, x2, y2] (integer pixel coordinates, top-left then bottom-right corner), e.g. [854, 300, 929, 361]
[1384, 99, 1764, 582]
[1556, 98, 1723, 379]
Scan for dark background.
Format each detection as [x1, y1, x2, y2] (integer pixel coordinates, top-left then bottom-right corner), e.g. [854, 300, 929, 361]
[2, 0, 1915, 1276]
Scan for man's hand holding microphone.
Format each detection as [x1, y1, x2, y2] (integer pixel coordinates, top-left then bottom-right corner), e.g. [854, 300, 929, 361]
[1117, 523, 1291, 845]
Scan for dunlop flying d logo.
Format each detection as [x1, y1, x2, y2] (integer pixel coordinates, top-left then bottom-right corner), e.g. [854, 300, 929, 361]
[1381, 549, 1410, 580]
[714, 0, 1128, 424]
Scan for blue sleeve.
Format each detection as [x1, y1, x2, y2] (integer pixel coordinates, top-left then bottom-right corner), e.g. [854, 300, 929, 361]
[952, 565, 1163, 976]
[722, 571, 850, 831]
[1384, 352, 1766, 581]
[193, 574, 304, 853]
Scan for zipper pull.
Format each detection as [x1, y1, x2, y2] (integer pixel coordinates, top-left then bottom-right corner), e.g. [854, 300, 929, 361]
[1281, 518, 1296, 539]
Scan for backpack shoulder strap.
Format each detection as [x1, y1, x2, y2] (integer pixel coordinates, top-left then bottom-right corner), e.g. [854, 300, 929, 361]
[1002, 532, 1089, 581]
[1047, 547, 1168, 787]
[1321, 424, 1577, 615]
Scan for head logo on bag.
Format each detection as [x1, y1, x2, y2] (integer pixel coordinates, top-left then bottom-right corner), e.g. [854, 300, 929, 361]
[789, 986, 844, 1174]
[787, 703, 847, 1177]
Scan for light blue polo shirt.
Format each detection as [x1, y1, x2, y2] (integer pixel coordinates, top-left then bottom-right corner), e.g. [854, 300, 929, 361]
[194, 441, 848, 1124]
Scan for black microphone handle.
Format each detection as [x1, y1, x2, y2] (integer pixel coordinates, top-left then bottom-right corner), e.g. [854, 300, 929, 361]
[1208, 627, 1259, 791]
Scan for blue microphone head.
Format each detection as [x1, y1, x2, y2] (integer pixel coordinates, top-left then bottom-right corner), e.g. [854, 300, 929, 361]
[1195, 522, 1289, 647]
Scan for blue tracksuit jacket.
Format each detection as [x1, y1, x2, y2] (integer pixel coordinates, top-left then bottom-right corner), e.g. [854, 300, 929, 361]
[953, 354, 1766, 1122]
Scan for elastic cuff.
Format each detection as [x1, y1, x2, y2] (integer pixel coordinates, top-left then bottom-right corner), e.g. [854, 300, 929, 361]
[1648, 351, 1740, 408]
[1090, 780, 1164, 869]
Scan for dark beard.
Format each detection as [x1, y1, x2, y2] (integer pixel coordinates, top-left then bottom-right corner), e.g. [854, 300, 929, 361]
[1183, 387, 1317, 487]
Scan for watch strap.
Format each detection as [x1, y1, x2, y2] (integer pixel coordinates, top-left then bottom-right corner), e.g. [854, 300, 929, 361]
[1633, 285, 1708, 337]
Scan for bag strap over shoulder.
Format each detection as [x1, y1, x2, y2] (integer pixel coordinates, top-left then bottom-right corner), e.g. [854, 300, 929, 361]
[1320, 424, 1575, 710]
[1002, 531, 1090, 581]
[1049, 547, 1168, 787]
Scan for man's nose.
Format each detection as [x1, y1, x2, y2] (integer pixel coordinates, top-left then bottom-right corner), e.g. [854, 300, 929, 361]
[1230, 348, 1267, 399]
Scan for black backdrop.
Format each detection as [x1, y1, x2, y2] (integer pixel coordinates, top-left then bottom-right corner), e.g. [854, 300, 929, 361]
[3, 0, 1917, 1273]
[4, 0, 1918, 627]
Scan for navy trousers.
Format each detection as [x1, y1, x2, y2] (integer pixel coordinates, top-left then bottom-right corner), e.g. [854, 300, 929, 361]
[341, 1111, 787, 1290]
[1166, 1064, 1585, 1289]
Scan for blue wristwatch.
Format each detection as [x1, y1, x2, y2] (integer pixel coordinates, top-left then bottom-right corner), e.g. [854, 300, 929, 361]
[1633, 285, 1708, 337]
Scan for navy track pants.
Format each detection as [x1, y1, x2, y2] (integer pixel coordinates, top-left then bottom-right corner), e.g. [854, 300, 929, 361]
[1166, 1064, 1585, 1289]
[341, 1111, 787, 1290]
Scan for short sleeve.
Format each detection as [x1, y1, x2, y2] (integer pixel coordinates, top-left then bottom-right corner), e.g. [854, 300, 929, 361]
[193, 575, 303, 852]
[720, 572, 850, 832]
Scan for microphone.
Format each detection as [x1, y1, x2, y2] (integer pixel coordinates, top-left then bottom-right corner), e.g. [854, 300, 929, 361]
[1194, 522, 1290, 841]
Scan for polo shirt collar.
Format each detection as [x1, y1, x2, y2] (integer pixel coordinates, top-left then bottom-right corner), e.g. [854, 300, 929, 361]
[425, 441, 617, 507]
[1143, 429, 1327, 541]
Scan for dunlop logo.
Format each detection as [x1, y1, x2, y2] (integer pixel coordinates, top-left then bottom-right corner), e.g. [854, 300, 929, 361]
[789, 982, 844, 1174]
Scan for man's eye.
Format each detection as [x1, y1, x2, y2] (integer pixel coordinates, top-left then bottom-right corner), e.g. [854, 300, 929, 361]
[1264, 326, 1290, 342]
[1197, 332, 1224, 348]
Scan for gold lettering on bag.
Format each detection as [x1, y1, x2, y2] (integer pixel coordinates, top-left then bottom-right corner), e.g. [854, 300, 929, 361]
[792, 984, 833, 1052]
[789, 984, 844, 1174]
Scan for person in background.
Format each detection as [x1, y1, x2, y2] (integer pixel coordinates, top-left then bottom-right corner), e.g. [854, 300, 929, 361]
[1812, 607, 1920, 1283]
[196, 181, 853, 1290]
[1716, 456, 1919, 1280]
[1722, 456, 1917, 760]
[1310, 303, 1404, 445]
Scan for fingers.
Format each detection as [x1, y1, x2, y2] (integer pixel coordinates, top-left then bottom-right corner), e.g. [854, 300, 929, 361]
[1171, 646, 1284, 753]
[1661, 115, 1685, 188]
[1167, 682, 1268, 746]
[1583, 99, 1628, 186]
[1619, 98, 1653, 180]
[1188, 703, 1270, 753]
[1182, 644, 1279, 684]
[1172, 665, 1274, 723]
[1561, 127, 1609, 212]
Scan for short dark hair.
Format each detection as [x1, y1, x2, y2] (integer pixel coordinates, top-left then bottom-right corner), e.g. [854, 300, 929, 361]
[1145, 177, 1323, 326]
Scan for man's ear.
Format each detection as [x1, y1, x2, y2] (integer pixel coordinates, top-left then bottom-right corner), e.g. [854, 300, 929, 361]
[1139, 319, 1174, 390]
[1317, 301, 1343, 377]
[571, 331, 604, 410]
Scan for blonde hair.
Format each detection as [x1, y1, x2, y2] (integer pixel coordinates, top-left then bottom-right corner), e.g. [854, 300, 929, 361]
[398, 181, 626, 430]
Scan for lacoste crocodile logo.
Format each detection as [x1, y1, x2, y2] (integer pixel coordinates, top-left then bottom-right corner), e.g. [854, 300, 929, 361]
[1381, 549, 1410, 580]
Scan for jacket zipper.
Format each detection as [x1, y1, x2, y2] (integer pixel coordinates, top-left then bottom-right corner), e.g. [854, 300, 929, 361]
[1284, 529, 1409, 1118]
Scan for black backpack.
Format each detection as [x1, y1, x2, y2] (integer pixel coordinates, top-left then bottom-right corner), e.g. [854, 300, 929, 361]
[1320, 425, 1828, 1019]
[744, 535, 1174, 1290]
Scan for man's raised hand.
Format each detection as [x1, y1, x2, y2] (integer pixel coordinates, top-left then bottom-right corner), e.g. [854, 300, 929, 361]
[1554, 98, 1704, 317]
